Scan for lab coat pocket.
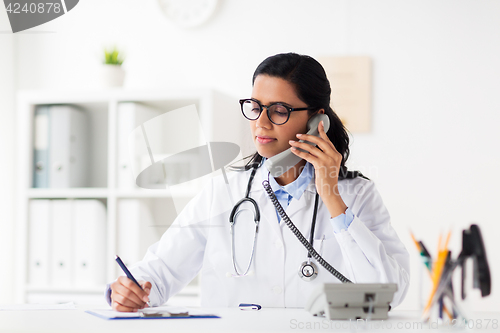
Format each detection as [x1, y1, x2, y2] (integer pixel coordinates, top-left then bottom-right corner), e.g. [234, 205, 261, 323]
[314, 233, 342, 264]
[313, 234, 327, 257]
[313, 233, 347, 283]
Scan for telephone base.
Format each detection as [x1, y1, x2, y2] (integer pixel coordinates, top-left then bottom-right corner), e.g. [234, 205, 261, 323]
[306, 283, 397, 320]
[314, 306, 391, 321]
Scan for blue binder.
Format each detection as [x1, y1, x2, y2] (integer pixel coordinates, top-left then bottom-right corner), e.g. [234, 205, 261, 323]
[33, 106, 50, 188]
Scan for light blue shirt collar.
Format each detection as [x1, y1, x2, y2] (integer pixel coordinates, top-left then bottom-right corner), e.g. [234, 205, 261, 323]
[259, 158, 355, 231]
[261, 159, 315, 201]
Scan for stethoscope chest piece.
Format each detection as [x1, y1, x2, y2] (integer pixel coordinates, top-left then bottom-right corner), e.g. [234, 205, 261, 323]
[298, 260, 318, 281]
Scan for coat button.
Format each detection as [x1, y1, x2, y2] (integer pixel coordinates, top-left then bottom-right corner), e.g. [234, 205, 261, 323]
[274, 241, 282, 249]
[273, 286, 282, 294]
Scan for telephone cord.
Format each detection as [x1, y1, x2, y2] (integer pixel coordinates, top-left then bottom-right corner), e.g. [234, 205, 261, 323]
[262, 180, 352, 284]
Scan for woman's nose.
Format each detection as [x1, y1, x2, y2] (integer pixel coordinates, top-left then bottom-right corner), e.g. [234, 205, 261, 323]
[255, 108, 272, 129]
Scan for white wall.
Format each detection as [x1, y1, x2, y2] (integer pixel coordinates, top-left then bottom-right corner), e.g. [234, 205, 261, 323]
[0, 8, 16, 303]
[6, 0, 500, 310]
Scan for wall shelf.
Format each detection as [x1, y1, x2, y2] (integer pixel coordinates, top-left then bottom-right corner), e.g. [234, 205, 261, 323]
[16, 88, 246, 304]
[27, 188, 109, 199]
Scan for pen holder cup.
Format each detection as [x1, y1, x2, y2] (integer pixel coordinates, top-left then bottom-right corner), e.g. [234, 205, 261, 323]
[421, 258, 467, 324]
[418, 257, 433, 311]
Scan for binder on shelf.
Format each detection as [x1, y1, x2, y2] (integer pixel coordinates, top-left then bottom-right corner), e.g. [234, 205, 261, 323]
[33, 105, 89, 188]
[28, 200, 51, 287]
[33, 107, 50, 188]
[50, 199, 73, 287]
[73, 200, 107, 288]
[48, 105, 88, 188]
[117, 103, 160, 189]
[117, 199, 159, 268]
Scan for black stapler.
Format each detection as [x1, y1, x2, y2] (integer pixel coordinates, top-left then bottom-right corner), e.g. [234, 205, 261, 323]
[459, 224, 491, 299]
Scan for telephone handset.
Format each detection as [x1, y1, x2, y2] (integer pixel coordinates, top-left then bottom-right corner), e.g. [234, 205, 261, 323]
[264, 113, 330, 177]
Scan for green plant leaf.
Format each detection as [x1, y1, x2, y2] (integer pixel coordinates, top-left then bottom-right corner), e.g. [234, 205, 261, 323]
[103, 47, 124, 65]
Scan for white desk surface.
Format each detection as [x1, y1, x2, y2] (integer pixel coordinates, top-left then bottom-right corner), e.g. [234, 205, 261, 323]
[1, 305, 499, 333]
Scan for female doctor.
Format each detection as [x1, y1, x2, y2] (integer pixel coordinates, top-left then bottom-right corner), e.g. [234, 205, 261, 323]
[108, 53, 410, 311]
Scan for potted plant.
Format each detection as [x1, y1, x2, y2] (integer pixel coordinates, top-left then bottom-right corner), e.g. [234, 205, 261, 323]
[101, 46, 126, 87]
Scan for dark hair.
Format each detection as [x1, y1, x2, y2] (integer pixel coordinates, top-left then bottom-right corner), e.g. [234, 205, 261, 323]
[239, 53, 365, 180]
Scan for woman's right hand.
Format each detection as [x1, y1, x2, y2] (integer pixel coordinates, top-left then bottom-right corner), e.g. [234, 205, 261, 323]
[110, 276, 151, 312]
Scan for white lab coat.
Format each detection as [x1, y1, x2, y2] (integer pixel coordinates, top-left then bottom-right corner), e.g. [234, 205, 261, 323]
[127, 166, 410, 308]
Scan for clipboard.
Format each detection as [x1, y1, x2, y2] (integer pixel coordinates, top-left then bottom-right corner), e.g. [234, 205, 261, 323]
[86, 308, 220, 320]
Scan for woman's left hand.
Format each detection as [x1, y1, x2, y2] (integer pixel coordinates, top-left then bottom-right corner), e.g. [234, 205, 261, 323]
[289, 120, 348, 218]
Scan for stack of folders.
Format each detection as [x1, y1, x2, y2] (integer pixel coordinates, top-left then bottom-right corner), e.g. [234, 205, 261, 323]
[33, 105, 88, 188]
[117, 199, 162, 268]
[28, 199, 106, 289]
[117, 102, 160, 189]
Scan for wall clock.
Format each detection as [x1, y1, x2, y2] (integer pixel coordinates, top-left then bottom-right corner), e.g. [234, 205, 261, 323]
[158, 0, 218, 28]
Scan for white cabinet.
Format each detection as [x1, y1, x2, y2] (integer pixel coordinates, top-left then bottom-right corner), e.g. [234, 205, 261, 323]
[15, 89, 249, 304]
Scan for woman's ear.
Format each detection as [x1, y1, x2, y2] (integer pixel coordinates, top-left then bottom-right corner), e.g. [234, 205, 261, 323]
[307, 109, 326, 121]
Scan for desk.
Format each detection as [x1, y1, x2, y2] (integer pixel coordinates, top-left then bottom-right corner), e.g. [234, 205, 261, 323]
[1, 306, 499, 333]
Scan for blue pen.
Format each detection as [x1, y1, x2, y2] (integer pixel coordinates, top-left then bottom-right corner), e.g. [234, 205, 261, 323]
[115, 255, 151, 307]
[239, 303, 261, 310]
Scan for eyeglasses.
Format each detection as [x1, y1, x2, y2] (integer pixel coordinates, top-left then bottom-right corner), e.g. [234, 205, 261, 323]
[239, 98, 316, 125]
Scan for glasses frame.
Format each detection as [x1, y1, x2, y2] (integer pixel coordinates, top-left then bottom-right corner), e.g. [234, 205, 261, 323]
[239, 98, 317, 125]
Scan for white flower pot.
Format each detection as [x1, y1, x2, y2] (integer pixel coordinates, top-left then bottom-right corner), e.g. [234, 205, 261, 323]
[100, 64, 126, 87]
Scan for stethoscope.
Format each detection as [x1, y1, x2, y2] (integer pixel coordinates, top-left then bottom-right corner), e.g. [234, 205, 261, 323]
[229, 165, 320, 281]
